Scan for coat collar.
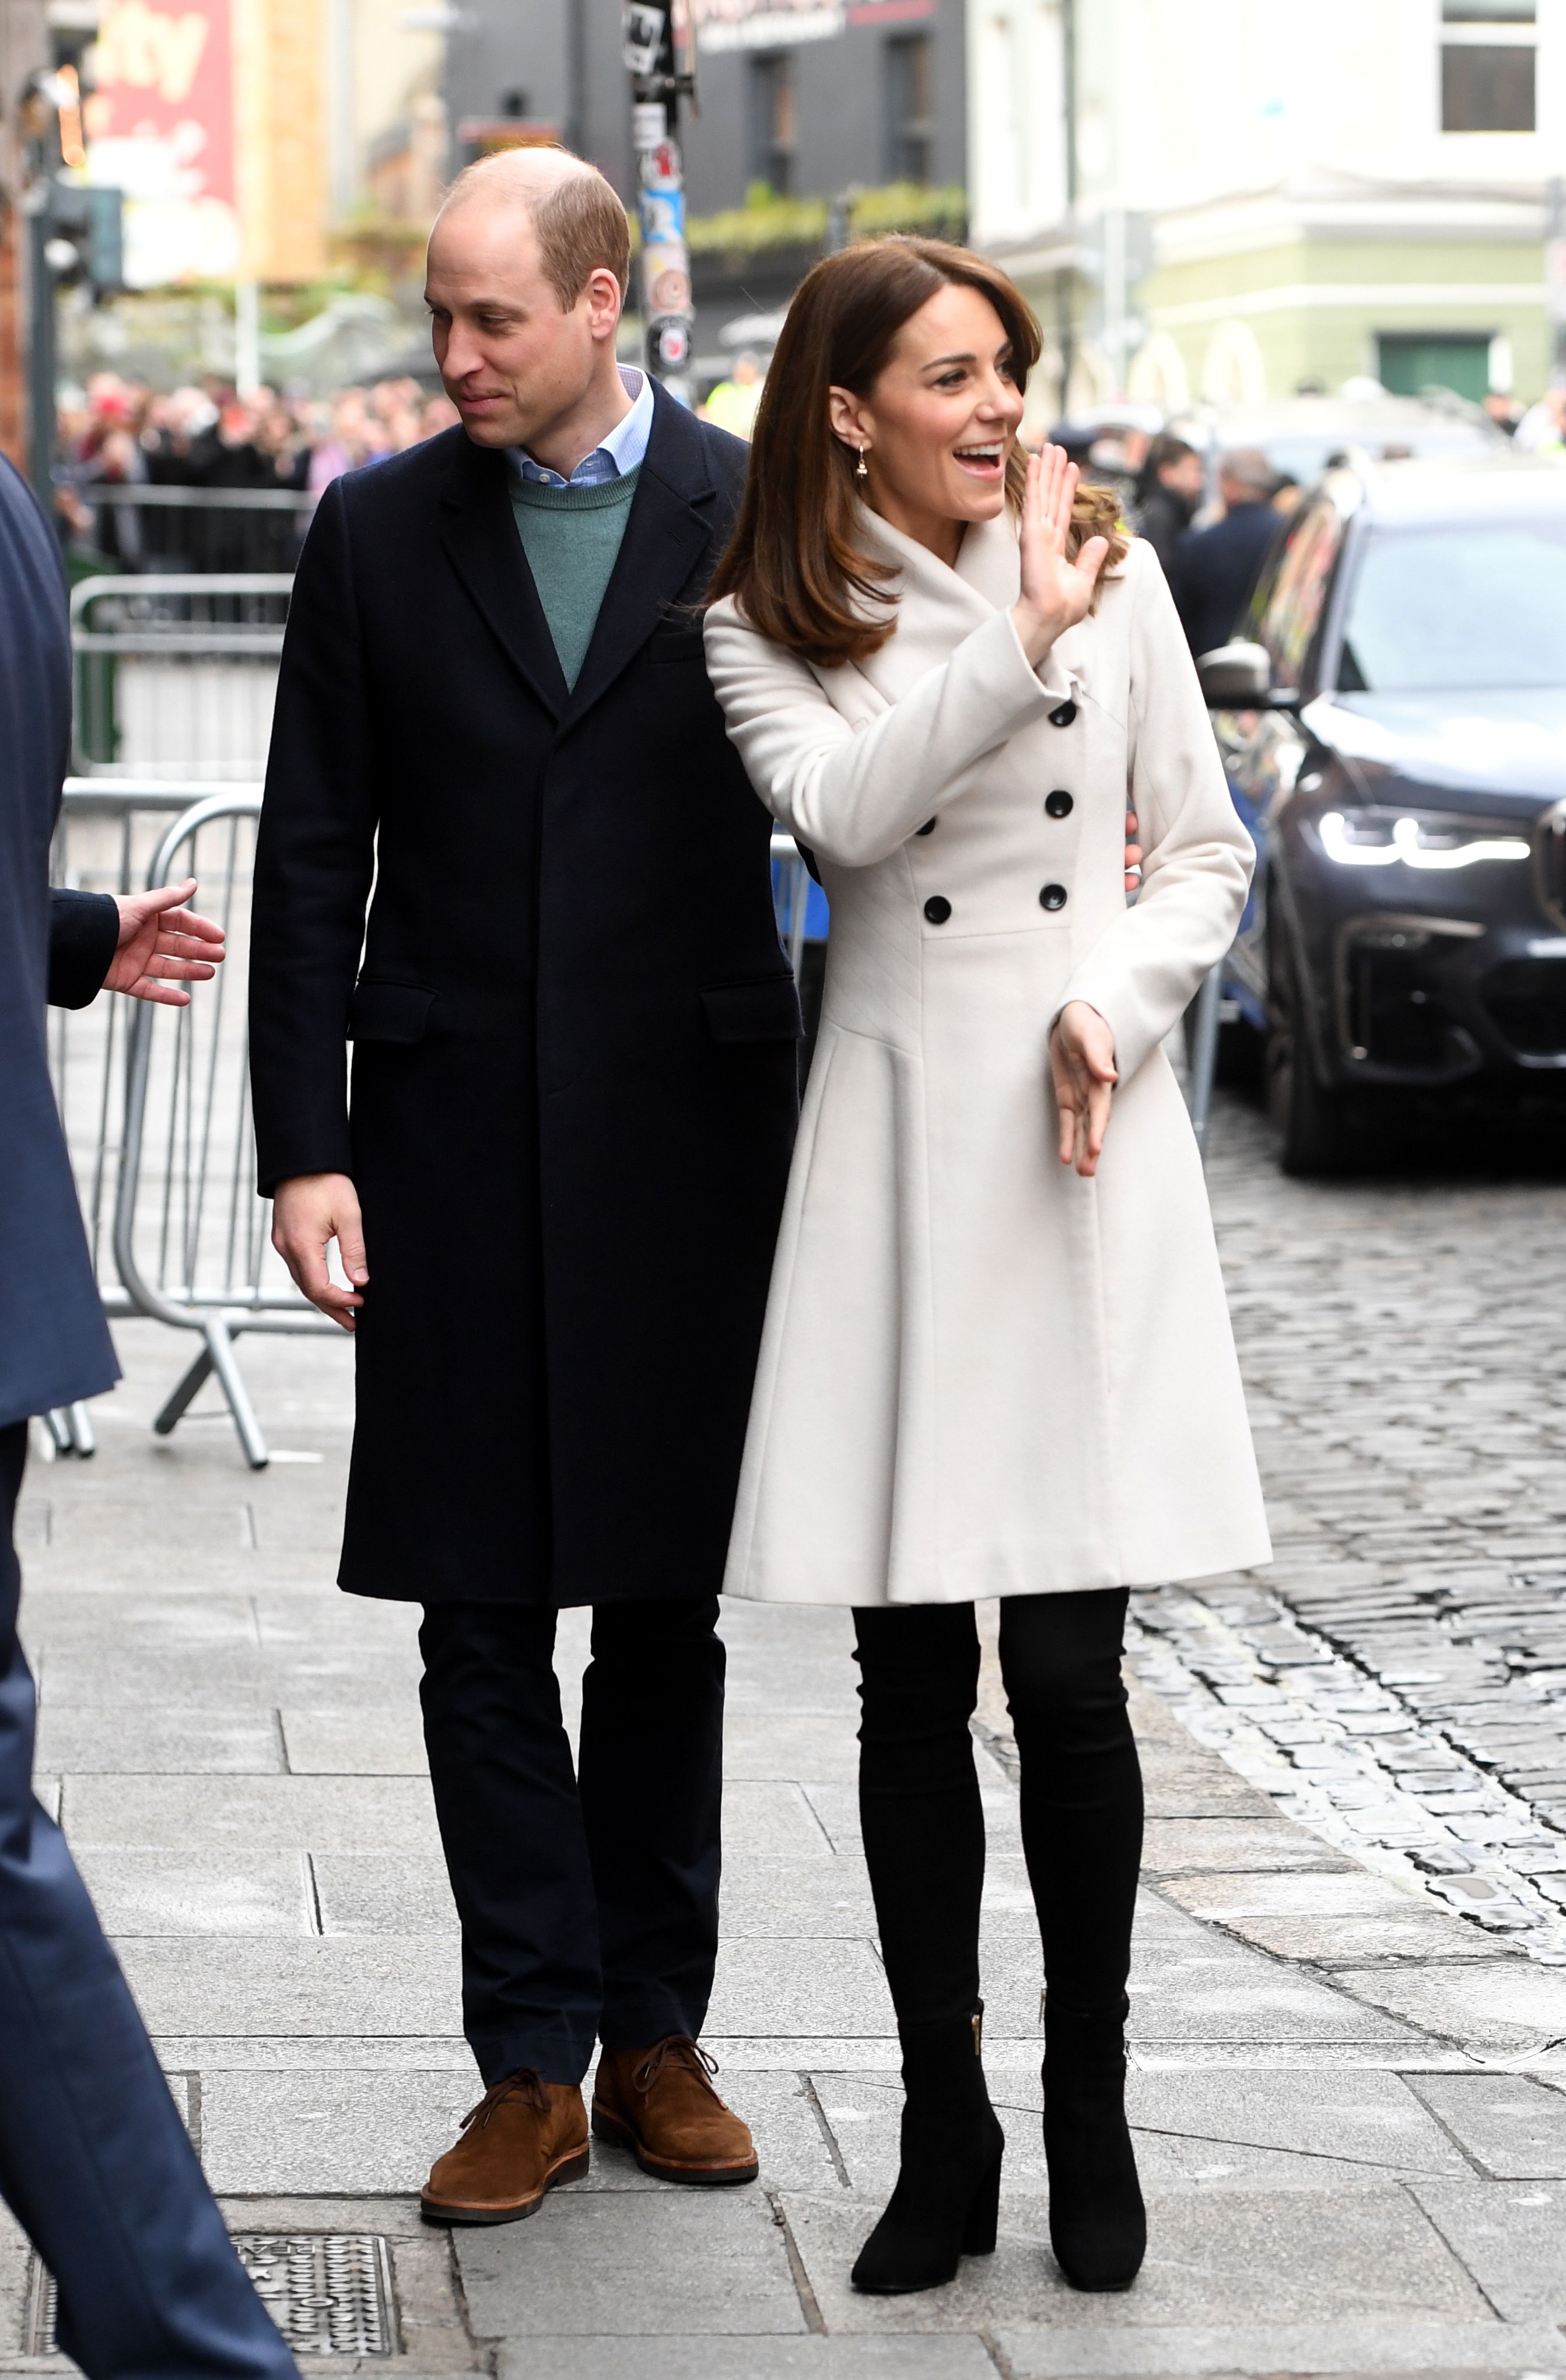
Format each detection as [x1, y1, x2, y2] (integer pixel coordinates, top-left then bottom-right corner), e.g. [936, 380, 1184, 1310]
[437, 383, 720, 725]
[564, 380, 719, 724]
[854, 500, 1095, 696]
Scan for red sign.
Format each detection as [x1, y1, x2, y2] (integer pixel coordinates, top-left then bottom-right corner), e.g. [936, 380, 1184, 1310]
[85, 0, 240, 285]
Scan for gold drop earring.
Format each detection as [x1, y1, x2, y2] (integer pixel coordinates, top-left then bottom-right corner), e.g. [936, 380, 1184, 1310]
[856, 445, 869, 481]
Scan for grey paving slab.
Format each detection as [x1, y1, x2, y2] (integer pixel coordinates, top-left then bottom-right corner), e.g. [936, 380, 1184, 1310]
[803, 1781, 1022, 1858]
[38, 1643, 418, 1706]
[152, 2034, 475, 2070]
[1410, 2177, 1566, 2319]
[724, 1659, 863, 1719]
[117, 1937, 461, 2036]
[723, 1780, 837, 1857]
[496, 2342, 999, 2380]
[278, 1706, 428, 1774]
[809, 2063, 1470, 2197]
[1162, 1870, 1464, 1920]
[1201, 1909, 1511, 1964]
[73, 1847, 313, 1935]
[197, 2065, 476, 2193]
[722, 1712, 860, 1782]
[1408, 2072, 1566, 2176]
[311, 1852, 456, 1934]
[34, 1705, 285, 1773]
[20, 1590, 260, 1646]
[59, 1772, 440, 1851]
[1327, 1960, 1566, 2051]
[1141, 1818, 1357, 1876]
[455, 2190, 804, 2338]
[783, 2182, 1492, 2333]
[998, 2318, 1566, 2375]
[706, 1937, 894, 2037]
[716, 1856, 876, 1939]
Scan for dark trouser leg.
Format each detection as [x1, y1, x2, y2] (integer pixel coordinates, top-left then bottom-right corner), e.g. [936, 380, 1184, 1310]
[419, 1603, 600, 2087]
[999, 1587, 1145, 2293]
[852, 1602, 985, 2026]
[579, 1595, 725, 2049]
[0, 1422, 296, 2380]
[998, 1587, 1143, 2008]
[848, 1604, 1000, 2295]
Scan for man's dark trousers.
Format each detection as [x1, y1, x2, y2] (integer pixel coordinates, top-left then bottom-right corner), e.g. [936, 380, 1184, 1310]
[421, 1596, 724, 2084]
[0, 1428, 296, 2380]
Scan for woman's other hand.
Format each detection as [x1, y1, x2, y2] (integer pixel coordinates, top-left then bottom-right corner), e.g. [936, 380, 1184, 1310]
[1011, 445, 1110, 668]
[1049, 1000, 1117, 1177]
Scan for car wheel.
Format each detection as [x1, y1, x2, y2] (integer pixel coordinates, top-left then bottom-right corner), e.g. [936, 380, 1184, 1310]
[1267, 932, 1348, 1174]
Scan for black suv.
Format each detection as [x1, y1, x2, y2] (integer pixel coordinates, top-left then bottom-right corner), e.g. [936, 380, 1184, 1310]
[1200, 455, 1566, 1170]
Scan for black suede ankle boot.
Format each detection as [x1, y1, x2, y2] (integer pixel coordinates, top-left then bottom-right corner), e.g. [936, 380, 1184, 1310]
[850, 2006, 1005, 2295]
[1042, 1995, 1145, 2291]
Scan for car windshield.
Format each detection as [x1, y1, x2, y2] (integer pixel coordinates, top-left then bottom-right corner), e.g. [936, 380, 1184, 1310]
[1338, 519, 1566, 692]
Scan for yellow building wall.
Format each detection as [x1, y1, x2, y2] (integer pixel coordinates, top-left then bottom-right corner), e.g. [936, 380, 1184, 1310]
[233, 0, 328, 282]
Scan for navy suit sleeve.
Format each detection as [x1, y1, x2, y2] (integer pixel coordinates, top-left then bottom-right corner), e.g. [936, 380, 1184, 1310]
[47, 888, 118, 1009]
[248, 478, 377, 1196]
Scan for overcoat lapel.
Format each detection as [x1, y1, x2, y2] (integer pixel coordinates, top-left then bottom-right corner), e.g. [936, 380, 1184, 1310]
[563, 385, 716, 727]
[439, 439, 569, 718]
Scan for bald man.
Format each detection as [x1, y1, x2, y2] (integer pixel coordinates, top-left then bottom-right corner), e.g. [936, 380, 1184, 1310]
[250, 152, 797, 2218]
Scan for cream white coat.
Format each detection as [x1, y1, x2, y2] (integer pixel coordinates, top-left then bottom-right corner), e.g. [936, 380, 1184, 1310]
[705, 507, 1271, 1605]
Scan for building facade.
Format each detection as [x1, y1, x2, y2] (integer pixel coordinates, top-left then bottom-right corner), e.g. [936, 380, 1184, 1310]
[971, 0, 1565, 416]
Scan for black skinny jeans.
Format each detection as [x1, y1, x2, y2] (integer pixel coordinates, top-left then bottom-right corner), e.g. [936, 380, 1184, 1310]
[852, 1590, 1142, 2031]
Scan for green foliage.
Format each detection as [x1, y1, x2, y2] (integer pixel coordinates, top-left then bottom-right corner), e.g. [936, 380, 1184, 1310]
[685, 180, 969, 260]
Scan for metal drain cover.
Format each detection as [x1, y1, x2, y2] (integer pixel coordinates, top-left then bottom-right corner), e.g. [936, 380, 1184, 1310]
[28, 2235, 394, 2358]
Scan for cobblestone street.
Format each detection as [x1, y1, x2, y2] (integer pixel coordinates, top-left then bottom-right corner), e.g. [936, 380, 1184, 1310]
[6, 1087, 1566, 2377]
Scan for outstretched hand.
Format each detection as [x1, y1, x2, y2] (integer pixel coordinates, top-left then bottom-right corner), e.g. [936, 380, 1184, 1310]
[105, 878, 225, 1006]
[1011, 444, 1110, 670]
[1049, 1000, 1118, 1179]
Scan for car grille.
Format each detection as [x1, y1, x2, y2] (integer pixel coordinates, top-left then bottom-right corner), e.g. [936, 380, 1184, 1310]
[1344, 940, 1454, 1068]
[1479, 958, 1566, 1058]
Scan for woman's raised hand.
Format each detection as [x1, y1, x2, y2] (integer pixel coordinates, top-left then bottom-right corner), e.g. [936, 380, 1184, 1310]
[1011, 444, 1110, 669]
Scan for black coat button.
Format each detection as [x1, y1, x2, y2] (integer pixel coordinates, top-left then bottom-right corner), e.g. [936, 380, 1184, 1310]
[916, 817, 937, 835]
[1039, 884, 1067, 912]
[1049, 699, 1077, 727]
[1045, 790, 1074, 819]
[923, 895, 952, 924]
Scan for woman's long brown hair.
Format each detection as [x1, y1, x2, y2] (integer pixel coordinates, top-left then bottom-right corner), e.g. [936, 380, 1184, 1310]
[705, 234, 1124, 668]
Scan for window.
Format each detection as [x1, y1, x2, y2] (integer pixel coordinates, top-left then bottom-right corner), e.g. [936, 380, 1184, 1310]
[1338, 521, 1566, 693]
[748, 53, 797, 195]
[885, 34, 933, 184]
[1376, 333, 1493, 402]
[1441, 1, 1536, 132]
[1256, 502, 1343, 692]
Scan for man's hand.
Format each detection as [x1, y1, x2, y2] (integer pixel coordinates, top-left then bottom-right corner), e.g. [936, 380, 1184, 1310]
[271, 1173, 369, 1331]
[106, 878, 225, 1005]
[1049, 1000, 1118, 1179]
[1124, 807, 1143, 895]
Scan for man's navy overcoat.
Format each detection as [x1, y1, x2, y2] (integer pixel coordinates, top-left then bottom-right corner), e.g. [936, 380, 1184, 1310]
[250, 387, 799, 1607]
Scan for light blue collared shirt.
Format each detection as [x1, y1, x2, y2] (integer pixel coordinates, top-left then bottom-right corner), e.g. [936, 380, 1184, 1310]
[509, 367, 653, 488]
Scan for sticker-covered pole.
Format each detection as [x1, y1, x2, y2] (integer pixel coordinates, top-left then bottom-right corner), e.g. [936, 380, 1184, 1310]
[622, 0, 696, 400]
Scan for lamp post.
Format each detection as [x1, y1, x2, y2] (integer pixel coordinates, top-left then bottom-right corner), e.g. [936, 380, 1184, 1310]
[623, 0, 696, 399]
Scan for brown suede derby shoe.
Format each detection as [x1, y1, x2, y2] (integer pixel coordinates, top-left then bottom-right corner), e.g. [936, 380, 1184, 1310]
[421, 2070, 589, 2224]
[591, 2036, 758, 2185]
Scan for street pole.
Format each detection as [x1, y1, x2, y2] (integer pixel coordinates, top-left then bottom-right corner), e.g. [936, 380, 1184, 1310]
[623, 0, 696, 399]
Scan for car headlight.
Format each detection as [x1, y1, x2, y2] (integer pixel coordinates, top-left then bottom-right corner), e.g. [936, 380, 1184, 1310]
[1316, 809, 1531, 871]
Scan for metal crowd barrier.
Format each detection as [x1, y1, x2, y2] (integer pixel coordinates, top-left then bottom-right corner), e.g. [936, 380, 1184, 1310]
[71, 574, 290, 781]
[50, 781, 334, 1470]
[78, 482, 316, 574]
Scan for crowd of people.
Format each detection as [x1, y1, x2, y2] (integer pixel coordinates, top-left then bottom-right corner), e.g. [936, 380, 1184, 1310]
[55, 371, 461, 566]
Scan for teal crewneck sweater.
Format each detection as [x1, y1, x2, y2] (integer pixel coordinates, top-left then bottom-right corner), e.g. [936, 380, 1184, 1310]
[509, 467, 641, 691]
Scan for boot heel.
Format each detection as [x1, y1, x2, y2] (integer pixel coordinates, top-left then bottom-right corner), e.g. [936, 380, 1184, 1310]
[961, 2153, 1001, 2256]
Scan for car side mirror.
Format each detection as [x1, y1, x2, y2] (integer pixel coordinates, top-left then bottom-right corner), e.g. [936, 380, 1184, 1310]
[1197, 639, 1299, 712]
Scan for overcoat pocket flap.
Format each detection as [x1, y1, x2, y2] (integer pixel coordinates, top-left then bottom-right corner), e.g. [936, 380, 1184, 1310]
[701, 976, 803, 1044]
[347, 980, 436, 1043]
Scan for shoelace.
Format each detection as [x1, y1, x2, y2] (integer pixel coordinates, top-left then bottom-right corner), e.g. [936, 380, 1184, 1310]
[460, 2068, 551, 2130]
[632, 2035, 721, 2097]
